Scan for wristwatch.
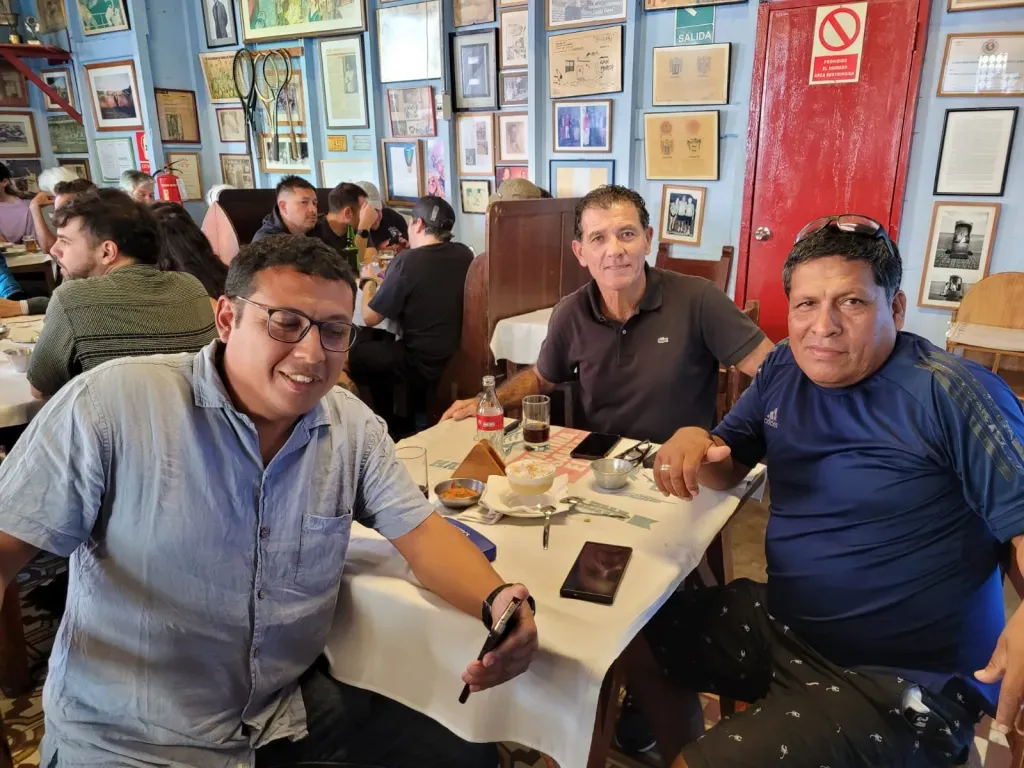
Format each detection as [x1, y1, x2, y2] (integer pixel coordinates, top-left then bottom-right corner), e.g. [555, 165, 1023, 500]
[481, 583, 536, 629]
[358, 277, 377, 291]
[356, 229, 371, 239]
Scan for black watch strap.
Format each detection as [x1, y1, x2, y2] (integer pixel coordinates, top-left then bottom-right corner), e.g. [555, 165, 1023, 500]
[481, 583, 536, 629]
[358, 277, 376, 291]
[356, 229, 371, 239]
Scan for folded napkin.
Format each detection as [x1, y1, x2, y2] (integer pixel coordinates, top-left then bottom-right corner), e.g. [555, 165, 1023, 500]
[477, 474, 572, 522]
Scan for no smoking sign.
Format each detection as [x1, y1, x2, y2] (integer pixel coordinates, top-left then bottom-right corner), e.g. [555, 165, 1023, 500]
[809, 2, 867, 85]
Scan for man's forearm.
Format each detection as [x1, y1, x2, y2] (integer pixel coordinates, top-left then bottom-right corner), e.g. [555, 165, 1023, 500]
[496, 366, 555, 411]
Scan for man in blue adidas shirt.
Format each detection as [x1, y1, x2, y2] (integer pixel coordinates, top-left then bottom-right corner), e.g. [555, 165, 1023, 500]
[630, 216, 1024, 768]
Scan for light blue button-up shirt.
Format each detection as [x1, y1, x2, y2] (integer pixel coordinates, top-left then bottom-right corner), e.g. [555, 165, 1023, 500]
[0, 341, 433, 767]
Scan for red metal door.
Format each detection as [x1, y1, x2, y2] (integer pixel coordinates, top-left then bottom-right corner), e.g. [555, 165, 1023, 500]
[735, 0, 929, 342]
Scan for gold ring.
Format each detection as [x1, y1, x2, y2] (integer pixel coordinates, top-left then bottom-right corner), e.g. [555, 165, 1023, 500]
[660, 464, 671, 472]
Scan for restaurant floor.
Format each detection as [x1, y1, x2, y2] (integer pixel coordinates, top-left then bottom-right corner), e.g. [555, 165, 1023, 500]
[2, 500, 1019, 768]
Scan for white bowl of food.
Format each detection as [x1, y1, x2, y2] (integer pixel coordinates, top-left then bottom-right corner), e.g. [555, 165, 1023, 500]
[505, 459, 557, 497]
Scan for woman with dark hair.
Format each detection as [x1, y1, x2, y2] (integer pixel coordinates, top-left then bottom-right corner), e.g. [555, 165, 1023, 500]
[151, 202, 228, 300]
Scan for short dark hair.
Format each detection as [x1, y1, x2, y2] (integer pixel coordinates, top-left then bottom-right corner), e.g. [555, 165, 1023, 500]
[782, 227, 903, 300]
[573, 185, 650, 241]
[151, 201, 228, 299]
[327, 182, 366, 214]
[276, 175, 315, 197]
[53, 178, 97, 197]
[52, 190, 160, 265]
[0, 162, 10, 182]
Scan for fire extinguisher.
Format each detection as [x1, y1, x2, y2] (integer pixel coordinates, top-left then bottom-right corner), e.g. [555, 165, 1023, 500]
[155, 162, 187, 203]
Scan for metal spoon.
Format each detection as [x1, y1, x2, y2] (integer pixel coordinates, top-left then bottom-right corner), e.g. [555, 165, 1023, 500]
[536, 504, 556, 549]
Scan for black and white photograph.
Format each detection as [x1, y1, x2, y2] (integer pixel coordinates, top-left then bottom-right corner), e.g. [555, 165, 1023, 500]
[547, 0, 627, 30]
[658, 184, 706, 246]
[934, 107, 1017, 196]
[453, 30, 497, 109]
[202, 0, 238, 48]
[500, 71, 528, 106]
[917, 201, 1000, 310]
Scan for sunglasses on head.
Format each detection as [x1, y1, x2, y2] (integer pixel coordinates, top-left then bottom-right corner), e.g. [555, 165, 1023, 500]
[795, 214, 897, 261]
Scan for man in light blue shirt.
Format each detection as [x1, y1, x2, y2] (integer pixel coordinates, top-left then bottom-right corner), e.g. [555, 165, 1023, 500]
[0, 234, 538, 767]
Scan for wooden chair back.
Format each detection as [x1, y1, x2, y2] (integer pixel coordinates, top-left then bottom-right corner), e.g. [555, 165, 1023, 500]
[716, 300, 761, 423]
[951, 272, 1024, 385]
[656, 244, 734, 292]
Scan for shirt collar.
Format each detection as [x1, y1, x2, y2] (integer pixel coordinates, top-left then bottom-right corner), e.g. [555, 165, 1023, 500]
[585, 264, 664, 321]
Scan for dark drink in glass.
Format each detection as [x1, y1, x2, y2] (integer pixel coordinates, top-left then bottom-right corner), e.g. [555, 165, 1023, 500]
[522, 395, 551, 449]
[523, 424, 550, 445]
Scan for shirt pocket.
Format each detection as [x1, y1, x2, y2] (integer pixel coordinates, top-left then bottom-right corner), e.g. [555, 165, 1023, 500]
[295, 511, 353, 590]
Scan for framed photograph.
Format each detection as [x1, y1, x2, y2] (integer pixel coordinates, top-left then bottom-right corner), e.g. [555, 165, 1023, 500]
[549, 160, 614, 198]
[547, 0, 627, 30]
[460, 179, 491, 214]
[553, 99, 612, 152]
[42, 68, 76, 111]
[261, 70, 305, 126]
[454, 30, 498, 110]
[84, 60, 144, 131]
[47, 115, 88, 154]
[220, 154, 255, 189]
[425, 138, 448, 199]
[260, 134, 310, 174]
[652, 43, 730, 106]
[77, 0, 130, 35]
[500, 70, 528, 106]
[938, 33, 1024, 97]
[0, 65, 28, 108]
[456, 112, 496, 175]
[201, 0, 238, 48]
[37, 0, 69, 33]
[57, 157, 92, 181]
[378, 1, 442, 83]
[549, 26, 623, 99]
[643, 110, 719, 180]
[0, 112, 39, 158]
[455, 0, 495, 27]
[96, 137, 136, 182]
[216, 108, 247, 143]
[321, 158, 379, 189]
[381, 139, 424, 207]
[496, 165, 529, 186]
[387, 86, 436, 138]
[2, 160, 43, 194]
[320, 37, 369, 129]
[200, 52, 239, 105]
[498, 112, 528, 164]
[165, 152, 203, 202]
[658, 185, 706, 246]
[644, 0, 744, 9]
[500, 9, 529, 68]
[917, 202, 1000, 310]
[242, 0, 364, 42]
[949, 0, 1024, 11]
[934, 108, 1017, 196]
[155, 89, 201, 144]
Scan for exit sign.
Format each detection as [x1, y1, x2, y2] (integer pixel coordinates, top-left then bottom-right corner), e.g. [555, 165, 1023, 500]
[674, 6, 715, 46]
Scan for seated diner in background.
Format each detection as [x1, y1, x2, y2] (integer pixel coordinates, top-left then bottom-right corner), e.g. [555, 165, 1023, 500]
[353, 180, 410, 258]
[321, 181, 379, 272]
[120, 168, 156, 204]
[151, 201, 229, 302]
[252, 176, 350, 257]
[27, 175, 98, 260]
[0, 234, 537, 768]
[630, 215, 1024, 768]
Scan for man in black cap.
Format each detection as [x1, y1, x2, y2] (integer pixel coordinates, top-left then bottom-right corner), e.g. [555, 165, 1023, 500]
[348, 195, 473, 435]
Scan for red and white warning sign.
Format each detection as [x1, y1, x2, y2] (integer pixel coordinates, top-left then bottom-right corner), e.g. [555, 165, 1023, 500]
[809, 2, 867, 85]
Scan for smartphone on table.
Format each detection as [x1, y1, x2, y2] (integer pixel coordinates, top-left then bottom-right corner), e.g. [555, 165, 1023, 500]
[560, 542, 633, 605]
[570, 432, 621, 460]
[459, 596, 523, 703]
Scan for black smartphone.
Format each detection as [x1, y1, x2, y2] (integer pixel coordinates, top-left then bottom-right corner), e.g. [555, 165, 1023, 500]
[560, 542, 633, 605]
[459, 596, 523, 704]
[570, 432, 621, 460]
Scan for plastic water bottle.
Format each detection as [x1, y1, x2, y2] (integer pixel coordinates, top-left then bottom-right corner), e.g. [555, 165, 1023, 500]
[475, 376, 504, 455]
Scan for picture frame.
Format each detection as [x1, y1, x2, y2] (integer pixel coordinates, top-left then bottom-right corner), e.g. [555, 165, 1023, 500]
[549, 26, 624, 99]
[456, 112, 496, 175]
[84, 59, 144, 131]
[0, 112, 39, 158]
[261, 70, 305, 126]
[320, 37, 369, 129]
[327, 135, 348, 151]
[496, 165, 529, 186]
[165, 152, 203, 202]
[644, 0, 744, 9]
[652, 43, 731, 106]
[548, 159, 614, 198]
[377, 1, 442, 83]
[57, 157, 92, 181]
[553, 99, 612, 153]
[938, 32, 1024, 97]
[547, 0, 627, 31]
[381, 139, 424, 207]
[42, 68, 76, 111]
[500, 9, 529, 69]
[48, 115, 88, 154]
[643, 110, 720, 180]
[948, 0, 1024, 11]
[259, 134, 311, 174]
[241, 0, 365, 42]
[498, 0, 527, 6]
[220, 153, 255, 189]
[425, 138, 448, 199]
[497, 112, 528, 164]
[155, 88, 201, 145]
[500, 70, 528, 106]
[2, 160, 43, 194]
[37, 0, 69, 33]
[917, 202, 1000, 310]
[200, 52, 239, 105]
[460, 179, 491, 214]
[454, 0, 495, 27]
[76, 0, 130, 35]
[0, 65, 28, 109]
[216, 108, 247, 143]
[388, 85, 436, 138]
[934, 108, 1017, 196]
[201, 0, 238, 48]
[658, 185, 706, 247]
[321, 158, 379, 189]
[96, 137, 136, 182]
[454, 30, 498, 110]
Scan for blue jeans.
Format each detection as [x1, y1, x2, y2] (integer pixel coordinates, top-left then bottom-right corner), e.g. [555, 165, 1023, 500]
[0, 257, 24, 299]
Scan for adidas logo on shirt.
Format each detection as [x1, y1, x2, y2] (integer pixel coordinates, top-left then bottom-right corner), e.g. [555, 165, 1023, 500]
[764, 408, 779, 429]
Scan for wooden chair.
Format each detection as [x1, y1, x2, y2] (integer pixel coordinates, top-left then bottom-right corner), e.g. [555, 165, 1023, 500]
[656, 244, 733, 293]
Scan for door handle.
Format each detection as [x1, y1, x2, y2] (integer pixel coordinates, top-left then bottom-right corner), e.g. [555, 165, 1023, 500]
[754, 226, 772, 241]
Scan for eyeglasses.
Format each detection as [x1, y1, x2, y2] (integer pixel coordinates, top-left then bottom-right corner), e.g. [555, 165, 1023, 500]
[795, 214, 897, 261]
[231, 296, 357, 352]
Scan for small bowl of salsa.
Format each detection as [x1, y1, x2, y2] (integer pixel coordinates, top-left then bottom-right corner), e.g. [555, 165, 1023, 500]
[434, 478, 486, 509]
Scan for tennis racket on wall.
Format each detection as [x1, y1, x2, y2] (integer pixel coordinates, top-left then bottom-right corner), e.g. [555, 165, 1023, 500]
[232, 49, 260, 160]
[259, 50, 289, 162]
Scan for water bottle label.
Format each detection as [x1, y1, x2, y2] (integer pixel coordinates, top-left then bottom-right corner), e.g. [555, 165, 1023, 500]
[477, 414, 502, 431]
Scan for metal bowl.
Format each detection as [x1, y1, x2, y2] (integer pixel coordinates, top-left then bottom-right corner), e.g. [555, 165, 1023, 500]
[590, 458, 634, 490]
[434, 477, 486, 509]
[3, 346, 31, 373]
[0, 325, 8, 341]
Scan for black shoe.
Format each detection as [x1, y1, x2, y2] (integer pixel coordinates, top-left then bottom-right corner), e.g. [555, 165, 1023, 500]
[614, 692, 657, 754]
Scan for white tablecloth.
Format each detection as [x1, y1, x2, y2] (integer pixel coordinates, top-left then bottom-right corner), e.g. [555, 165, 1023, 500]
[490, 308, 554, 365]
[324, 419, 763, 768]
[353, 287, 399, 337]
[0, 316, 44, 429]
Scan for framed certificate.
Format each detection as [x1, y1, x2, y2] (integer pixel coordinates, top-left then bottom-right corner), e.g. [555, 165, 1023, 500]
[938, 32, 1024, 97]
[934, 108, 1017, 196]
[643, 111, 719, 181]
[948, 0, 1024, 11]
[652, 43, 730, 106]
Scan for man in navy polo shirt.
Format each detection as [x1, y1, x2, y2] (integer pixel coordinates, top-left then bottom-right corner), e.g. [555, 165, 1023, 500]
[630, 216, 1024, 768]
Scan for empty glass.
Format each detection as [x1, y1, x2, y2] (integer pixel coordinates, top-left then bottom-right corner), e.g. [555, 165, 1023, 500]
[397, 445, 429, 498]
[522, 395, 551, 449]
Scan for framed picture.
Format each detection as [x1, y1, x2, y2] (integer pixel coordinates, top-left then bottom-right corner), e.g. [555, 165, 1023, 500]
[938, 33, 1024, 97]
[261, 70, 305, 126]
[453, 30, 498, 110]
[201, 0, 238, 48]
[454, 0, 495, 27]
[48, 115, 88, 154]
[500, 70, 528, 106]
[327, 135, 348, 151]
[496, 165, 529, 186]
[549, 26, 623, 99]
[549, 159, 614, 198]
[0, 65, 28, 108]
[0, 112, 39, 158]
[320, 37, 369, 129]
[96, 137, 136, 182]
[216, 108, 247, 143]
[37, 0, 68, 33]
[949, 0, 1024, 10]
[456, 112, 496, 175]
[658, 185, 706, 246]
[644, 0, 744, 9]
[242, 0, 364, 42]
[934, 108, 1017, 196]
[220, 154, 255, 189]
[165, 152, 203, 202]
[378, 1, 442, 83]
[547, 0, 627, 30]
[500, 9, 529, 68]
[84, 60, 144, 131]
[42, 68, 75, 111]
[57, 157, 92, 181]
[2, 160, 43, 194]
[381, 139, 424, 207]
[388, 86, 436, 138]
[460, 179, 491, 214]
[77, 0, 130, 35]
[321, 158, 379, 189]
[652, 43, 730, 106]
[497, 112, 528, 164]
[260, 134, 310, 173]
[917, 202, 1000, 310]
[425, 138, 448, 199]
[155, 89, 201, 144]
[644, 110, 719, 180]
[553, 99, 612, 152]
[200, 52, 239, 104]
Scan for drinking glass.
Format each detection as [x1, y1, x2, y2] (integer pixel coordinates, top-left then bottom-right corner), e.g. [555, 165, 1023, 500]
[522, 395, 551, 449]
[396, 445, 429, 498]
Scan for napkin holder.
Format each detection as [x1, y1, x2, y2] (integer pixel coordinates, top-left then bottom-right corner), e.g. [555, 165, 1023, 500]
[452, 440, 506, 484]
